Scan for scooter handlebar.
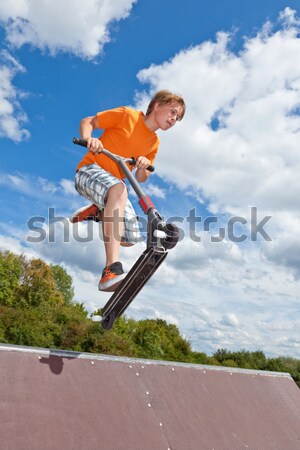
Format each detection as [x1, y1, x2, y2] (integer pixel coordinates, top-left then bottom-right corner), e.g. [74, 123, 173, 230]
[73, 137, 155, 172]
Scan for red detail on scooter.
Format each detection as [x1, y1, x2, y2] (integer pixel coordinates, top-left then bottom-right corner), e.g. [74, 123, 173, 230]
[139, 196, 155, 213]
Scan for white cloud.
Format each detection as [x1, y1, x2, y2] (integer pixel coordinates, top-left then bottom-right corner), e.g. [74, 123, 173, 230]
[0, 171, 82, 212]
[0, 0, 137, 139]
[261, 212, 300, 277]
[0, 50, 29, 141]
[0, 233, 33, 256]
[128, 180, 166, 200]
[60, 179, 78, 197]
[135, 7, 300, 279]
[136, 8, 300, 219]
[220, 313, 240, 328]
[143, 182, 166, 199]
[0, 0, 137, 59]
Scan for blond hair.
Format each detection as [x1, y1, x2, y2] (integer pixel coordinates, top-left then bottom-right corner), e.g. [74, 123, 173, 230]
[146, 89, 186, 121]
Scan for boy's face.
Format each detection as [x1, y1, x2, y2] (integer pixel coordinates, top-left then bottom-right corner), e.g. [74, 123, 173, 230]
[153, 101, 183, 131]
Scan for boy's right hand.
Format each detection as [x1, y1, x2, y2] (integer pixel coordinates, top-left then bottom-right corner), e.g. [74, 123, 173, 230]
[86, 137, 103, 155]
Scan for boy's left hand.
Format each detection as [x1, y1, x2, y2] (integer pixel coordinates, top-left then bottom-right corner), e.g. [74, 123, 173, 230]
[135, 156, 151, 170]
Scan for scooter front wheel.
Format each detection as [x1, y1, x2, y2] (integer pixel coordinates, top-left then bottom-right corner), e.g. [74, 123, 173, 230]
[161, 223, 180, 250]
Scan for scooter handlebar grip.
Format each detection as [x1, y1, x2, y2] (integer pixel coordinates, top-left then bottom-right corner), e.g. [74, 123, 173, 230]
[130, 157, 155, 172]
[146, 165, 155, 172]
[73, 137, 87, 147]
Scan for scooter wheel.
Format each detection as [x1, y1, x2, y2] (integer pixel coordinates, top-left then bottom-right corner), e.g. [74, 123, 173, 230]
[101, 311, 116, 330]
[161, 223, 180, 250]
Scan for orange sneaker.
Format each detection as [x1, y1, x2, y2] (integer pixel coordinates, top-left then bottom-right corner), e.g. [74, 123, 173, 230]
[70, 204, 101, 223]
[98, 262, 126, 292]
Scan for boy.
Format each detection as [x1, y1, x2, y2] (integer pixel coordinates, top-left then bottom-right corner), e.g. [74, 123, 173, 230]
[71, 90, 185, 292]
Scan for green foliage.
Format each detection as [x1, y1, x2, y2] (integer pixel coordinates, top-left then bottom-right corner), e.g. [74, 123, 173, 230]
[0, 250, 300, 388]
[213, 349, 267, 370]
[187, 351, 214, 365]
[131, 319, 191, 361]
[51, 264, 74, 304]
[212, 348, 300, 388]
[0, 251, 23, 306]
[19, 258, 64, 307]
[280, 357, 300, 388]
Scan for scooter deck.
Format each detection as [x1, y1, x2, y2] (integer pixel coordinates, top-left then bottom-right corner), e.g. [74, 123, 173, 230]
[101, 246, 167, 330]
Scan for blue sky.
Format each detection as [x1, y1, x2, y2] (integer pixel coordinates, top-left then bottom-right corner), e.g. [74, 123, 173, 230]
[1, 0, 300, 358]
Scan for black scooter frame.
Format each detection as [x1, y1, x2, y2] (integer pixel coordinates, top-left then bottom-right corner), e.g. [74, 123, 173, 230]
[73, 138, 178, 329]
[101, 246, 167, 329]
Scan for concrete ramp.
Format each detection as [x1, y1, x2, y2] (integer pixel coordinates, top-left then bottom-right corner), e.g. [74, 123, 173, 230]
[1, 343, 300, 450]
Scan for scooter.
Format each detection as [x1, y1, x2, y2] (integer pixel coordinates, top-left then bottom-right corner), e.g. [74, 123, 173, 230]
[73, 138, 179, 330]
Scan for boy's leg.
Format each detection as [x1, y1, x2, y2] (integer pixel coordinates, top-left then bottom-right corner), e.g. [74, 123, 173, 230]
[73, 164, 141, 291]
[102, 183, 128, 266]
[73, 164, 126, 291]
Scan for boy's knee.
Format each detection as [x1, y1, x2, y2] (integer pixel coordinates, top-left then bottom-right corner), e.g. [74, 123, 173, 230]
[117, 184, 128, 204]
[107, 183, 128, 202]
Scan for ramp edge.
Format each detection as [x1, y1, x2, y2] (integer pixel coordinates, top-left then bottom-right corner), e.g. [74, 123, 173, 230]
[0, 342, 293, 379]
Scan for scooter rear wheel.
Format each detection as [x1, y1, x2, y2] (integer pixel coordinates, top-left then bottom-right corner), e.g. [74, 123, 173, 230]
[101, 311, 116, 330]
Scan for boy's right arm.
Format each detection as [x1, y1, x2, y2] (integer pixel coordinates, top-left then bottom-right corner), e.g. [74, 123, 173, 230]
[80, 115, 103, 155]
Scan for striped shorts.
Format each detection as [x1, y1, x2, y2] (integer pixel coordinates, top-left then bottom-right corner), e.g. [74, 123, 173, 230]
[74, 164, 141, 245]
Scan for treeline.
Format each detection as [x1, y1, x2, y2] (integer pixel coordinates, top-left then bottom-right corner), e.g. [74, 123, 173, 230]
[0, 250, 299, 387]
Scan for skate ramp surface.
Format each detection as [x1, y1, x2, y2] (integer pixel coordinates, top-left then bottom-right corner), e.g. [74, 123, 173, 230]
[1, 343, 300, 450]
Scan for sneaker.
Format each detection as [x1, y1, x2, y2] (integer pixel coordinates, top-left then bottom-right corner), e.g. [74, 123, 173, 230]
[70, 204, 102, 223]
[98, 262, 127, 292]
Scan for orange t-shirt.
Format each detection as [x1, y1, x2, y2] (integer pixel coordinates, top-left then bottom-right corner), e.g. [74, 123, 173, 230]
[76, 107, 160, 179]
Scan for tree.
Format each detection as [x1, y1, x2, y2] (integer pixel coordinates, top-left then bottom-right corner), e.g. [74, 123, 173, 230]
[18, 258, 64, 307]
[0, 251, 22, 307]
[51, 264, 74, 304]
[132, 319, 191, 361]
[213, 349, 267, 370]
